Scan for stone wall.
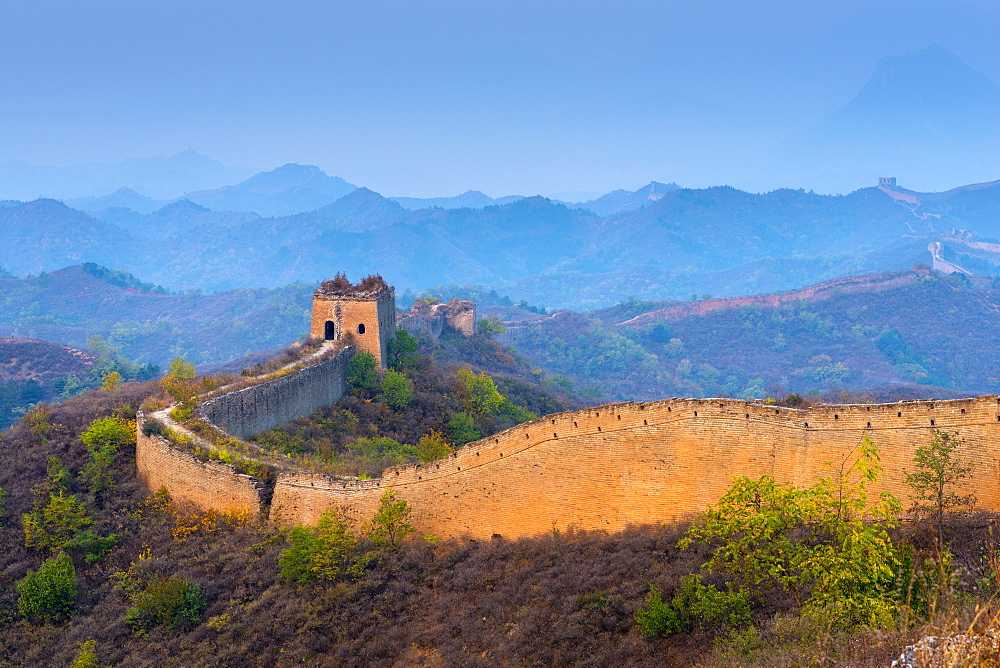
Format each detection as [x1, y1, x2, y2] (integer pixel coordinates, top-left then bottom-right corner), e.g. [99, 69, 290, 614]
[135, 421, 265, 513]
[201, 347, 353, 440]
[270, 396, 1000, 538]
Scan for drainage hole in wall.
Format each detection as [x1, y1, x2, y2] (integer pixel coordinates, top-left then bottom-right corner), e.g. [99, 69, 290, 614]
[898, 412, 902, 417]
[597, 426, 602, 432]
[834, 414, 839, 420]
[931, 419, 935, 426]
[866, 422, 871, 428]
[643, 419, 648, 425]
[693, 411, 698, 417]
[553, 433, 557, 438]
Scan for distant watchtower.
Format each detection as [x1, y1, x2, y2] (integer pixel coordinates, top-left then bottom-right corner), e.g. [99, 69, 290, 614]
[878, 177, 897, 189]
[310, 274, 396, 369]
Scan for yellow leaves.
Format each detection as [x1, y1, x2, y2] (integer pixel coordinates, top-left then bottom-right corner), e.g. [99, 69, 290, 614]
[170, 508, 254, 541]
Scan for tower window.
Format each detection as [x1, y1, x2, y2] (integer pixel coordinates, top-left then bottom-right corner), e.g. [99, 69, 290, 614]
[358, 323, 366, 334]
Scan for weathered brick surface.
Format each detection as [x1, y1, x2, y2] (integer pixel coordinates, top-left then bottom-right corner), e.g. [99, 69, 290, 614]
[271, 396, 1000, 538]
[310, 290, 395, 368]
[135, 423, 264, 513]
[201, 348, 352, 440]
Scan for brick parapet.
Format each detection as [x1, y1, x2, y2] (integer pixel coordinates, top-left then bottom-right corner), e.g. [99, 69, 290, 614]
[136, 351, 1000, 540]
[269, 395, 1000, 538]
[202, 346, 353, 439]
[135, 412, 265, 514]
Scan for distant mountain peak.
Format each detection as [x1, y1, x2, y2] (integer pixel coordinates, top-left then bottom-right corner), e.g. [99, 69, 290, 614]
[155, 199, 210, 214]
[851, 43, 1000, 112]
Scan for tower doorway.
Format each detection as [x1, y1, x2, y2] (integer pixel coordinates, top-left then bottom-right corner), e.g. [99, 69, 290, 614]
[324, 320, 336, 340]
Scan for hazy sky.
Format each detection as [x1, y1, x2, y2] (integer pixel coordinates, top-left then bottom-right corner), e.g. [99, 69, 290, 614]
[2, 0, 999, 196]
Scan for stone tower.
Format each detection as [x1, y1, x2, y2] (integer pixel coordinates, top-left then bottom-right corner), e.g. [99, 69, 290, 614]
[310, 274, 396, 369]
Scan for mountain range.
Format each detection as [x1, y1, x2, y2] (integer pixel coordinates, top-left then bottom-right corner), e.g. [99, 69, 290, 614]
[2, 174, 1000, 310]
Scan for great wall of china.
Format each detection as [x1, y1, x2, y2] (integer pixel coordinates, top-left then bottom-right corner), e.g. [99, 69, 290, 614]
[135, 275, 997, 539]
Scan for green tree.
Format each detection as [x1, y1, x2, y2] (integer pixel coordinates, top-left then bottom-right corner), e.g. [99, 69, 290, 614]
[380, 370, 414, 410]
[44, 455, 72, 494]
[476, 316, 506, 339]
[448, 412, 481, 446]
[81, 417, 135, 497]
[160, 358, 199, 411]
[17, 551, 78, 622]
[346, 351, 379, 397]
[23, 403, 52, 444]
[365, 489, 414, 549]
[415, 429, 453, 464]
[387, 330, 419, 370]
[904, 431, 975, 545]
[167, 357, 197, 381]
[678, 437, 902, 628]
[23, 492, 94, 552]
[0, 485, 6, 520]
[457, 368, 505, 415]
[279, 509, 367, 583]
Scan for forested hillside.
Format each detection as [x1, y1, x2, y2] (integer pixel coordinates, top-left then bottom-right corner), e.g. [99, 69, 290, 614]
[486, 270, 1000, 402]
[0, 344, 997, 666]
[7, 174, 1000, 308]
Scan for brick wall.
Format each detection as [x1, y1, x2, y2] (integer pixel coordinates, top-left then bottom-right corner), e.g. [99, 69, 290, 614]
[201, 347, 352, 440]
[135, 419, 265, 513]
[270, 396, 1000, 538]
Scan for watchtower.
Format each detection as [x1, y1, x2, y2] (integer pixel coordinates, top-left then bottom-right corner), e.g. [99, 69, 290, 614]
[310, 274, 396, 369]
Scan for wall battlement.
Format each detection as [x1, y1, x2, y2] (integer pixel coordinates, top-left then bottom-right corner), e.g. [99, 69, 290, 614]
[138, 376, 1000, 538]
[202, 346, 353, 440]
[267, 395, 1000, 537]
[134, 279, 1000, 540]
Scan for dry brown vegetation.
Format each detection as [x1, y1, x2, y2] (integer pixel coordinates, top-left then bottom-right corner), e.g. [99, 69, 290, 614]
[3, 361, 1000, 666]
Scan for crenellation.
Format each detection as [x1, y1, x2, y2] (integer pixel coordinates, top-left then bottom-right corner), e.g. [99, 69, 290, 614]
[133, 275, 1000, 540]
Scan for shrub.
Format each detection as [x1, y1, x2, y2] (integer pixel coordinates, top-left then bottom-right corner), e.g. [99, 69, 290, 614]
[416, 430, 453, 464]
[69, 640, 100, 668]
[17, 552, 77, 622]
[365, 489, 414, 549]
[122, 577, 207, 635]
[23, 492, 94, 552]
[279, 509, 367, 583]
[636, 585, 683, 636]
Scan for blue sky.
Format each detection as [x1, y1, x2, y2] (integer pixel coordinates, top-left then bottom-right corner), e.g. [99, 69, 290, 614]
[2, 0, 999, 197]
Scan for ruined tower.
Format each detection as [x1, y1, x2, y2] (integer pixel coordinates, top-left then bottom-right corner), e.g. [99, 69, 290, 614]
[310, 274, 396, 369]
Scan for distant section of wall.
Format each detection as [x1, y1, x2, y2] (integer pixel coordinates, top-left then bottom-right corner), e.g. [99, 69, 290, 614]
[202, 347, 353, 440]
[398, 314, 444, 339]
[135, 420, 264, 513]
[271, 396, 1000, 538]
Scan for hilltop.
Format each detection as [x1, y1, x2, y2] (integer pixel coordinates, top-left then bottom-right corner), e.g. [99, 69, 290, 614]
[483, 268, 1000, 401]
